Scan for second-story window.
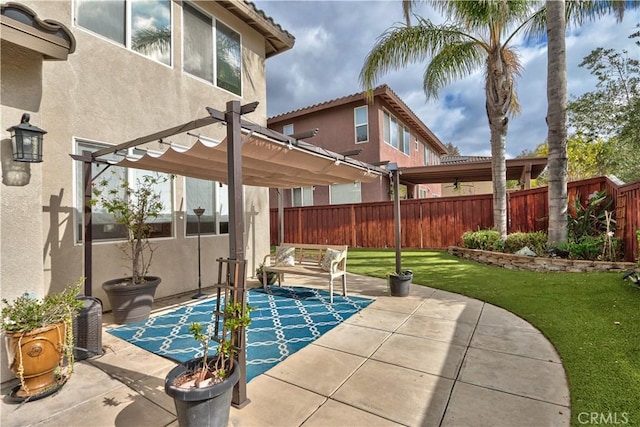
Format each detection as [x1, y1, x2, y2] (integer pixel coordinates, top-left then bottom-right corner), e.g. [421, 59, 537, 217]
[354, 106, 368, 143]
[183, 2, 242, 95]
[283, 124, 294, 136]
[402, 127, 410, 155]
[76, 0, 172, 66]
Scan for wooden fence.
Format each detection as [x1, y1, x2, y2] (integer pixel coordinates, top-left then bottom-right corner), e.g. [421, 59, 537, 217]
[270, 176, 640, 262]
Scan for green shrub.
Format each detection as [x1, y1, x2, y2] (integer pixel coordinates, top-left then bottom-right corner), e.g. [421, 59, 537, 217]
[462, 230, 501, 250]
[568, 190, 614, 240]
[557, 235, 623, 261]
[504, 231, 548, 255]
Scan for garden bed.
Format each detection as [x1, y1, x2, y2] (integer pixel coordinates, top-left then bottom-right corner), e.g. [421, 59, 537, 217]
[448, 246, 637, 272]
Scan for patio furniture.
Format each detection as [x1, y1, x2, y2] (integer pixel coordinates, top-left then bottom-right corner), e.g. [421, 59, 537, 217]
[261, 243, 348, 303]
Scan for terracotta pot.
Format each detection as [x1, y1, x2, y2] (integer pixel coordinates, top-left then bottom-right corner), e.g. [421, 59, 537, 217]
[102, 276, 161, 324]
[6, 322, 66, 398]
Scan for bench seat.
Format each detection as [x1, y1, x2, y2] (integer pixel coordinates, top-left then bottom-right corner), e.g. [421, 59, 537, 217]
[262, 243, 348, 303]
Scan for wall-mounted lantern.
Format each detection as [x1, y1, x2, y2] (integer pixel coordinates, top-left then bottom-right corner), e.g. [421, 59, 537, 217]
[7, 113, 47, 162]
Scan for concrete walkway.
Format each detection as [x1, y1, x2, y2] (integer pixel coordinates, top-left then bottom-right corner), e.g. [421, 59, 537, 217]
[1, 273, 571, 426]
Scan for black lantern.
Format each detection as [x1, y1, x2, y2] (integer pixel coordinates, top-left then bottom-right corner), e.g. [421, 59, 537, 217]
[7, 113, 47, 162]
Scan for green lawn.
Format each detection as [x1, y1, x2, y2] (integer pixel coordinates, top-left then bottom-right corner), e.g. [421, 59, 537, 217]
[346, 249, 640, 426]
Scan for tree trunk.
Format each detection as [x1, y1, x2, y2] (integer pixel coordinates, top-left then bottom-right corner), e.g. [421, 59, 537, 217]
[546, 0, 568, 245]
[485, 50, 512, 239]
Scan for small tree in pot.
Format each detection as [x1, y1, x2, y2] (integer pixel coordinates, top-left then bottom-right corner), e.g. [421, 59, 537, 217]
[165, 296, 253, 427]
[92, 172, 168, 324]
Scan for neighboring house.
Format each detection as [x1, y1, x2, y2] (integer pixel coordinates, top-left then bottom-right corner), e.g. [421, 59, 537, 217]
[267, 84, 449, 207]
[1, 0, 293, 382]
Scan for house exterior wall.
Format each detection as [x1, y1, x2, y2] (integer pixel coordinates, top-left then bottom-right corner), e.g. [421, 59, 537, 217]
[268, 90, 443, 207]
[1, 0, 279, 383]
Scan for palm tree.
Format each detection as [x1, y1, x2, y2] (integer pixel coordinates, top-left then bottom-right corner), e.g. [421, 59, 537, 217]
[361, 0, 536, 239]
[545, 0, 638, 245]
[545, 0, 568, 245]
[361, 0, 639, 241]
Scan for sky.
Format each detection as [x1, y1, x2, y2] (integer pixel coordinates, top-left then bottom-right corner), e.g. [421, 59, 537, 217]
[254, 0, 640, 158]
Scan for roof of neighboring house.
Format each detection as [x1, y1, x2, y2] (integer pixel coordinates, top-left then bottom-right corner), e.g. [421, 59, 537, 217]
[441, 155, 492, 164]
[219, 1, 295, 58]
[268, 84, 448, 154]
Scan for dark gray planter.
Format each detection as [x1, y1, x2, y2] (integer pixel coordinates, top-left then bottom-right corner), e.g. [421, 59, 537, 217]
[165, 357, 240, 427]
[389, 270, 412, 297]
[102, 276, 161, 324]
[257, 272, 277, 286]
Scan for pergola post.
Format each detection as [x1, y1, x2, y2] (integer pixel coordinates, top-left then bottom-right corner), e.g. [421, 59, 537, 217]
[224, 100, 257, 408]
[388, 163, 402, 274]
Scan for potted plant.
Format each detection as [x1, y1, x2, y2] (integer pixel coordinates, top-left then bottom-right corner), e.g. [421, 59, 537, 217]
[165, 296, 252, 427]
[388, 270, 413, 297]
[1, 278, 84, 401]
[255, 262, 277, 286]
[92, 172, 167, 324]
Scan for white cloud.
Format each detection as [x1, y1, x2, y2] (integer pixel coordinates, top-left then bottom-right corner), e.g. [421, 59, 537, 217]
[259, 1, 640, 157]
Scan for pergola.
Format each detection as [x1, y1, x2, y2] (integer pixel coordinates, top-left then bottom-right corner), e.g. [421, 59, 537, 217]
[71, 100, 386, 407]
[387, 156, 548, 276]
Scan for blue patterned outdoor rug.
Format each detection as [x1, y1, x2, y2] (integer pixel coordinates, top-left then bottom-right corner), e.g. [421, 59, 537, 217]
[107, 286, 373, 382]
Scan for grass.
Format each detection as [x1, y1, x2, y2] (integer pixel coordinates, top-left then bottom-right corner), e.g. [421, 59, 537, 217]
[346, 248, 640, 426]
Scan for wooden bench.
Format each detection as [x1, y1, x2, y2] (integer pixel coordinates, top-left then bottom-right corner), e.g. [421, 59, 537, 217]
[261, 243, 348, 303]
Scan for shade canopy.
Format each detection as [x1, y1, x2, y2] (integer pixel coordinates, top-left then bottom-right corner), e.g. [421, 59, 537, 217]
[113, 131, 383, 188]
[398, 157, 548, 185]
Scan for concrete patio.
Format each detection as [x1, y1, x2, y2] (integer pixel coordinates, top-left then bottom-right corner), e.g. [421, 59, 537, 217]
[1, 273, 571, 426]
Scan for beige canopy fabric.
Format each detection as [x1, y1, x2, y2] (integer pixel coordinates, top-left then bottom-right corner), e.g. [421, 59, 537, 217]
[114, 131, 382, 188]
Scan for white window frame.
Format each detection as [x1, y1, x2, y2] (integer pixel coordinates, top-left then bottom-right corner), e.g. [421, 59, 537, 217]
[329, 182, 362, 205]
[291, 186, 313, 207]
[282, 124, 294, 136]
[354, 106, 369, 143]
[74, 0, 173, 67]
[182, 1, 242, 96]
[73, 139, 174, 244]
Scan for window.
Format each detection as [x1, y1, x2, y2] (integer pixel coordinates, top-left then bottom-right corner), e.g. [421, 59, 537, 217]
[292, 187, 313, 207]
[74, 140, 173, 243]
[402, 127, 411, 155]
[216, 21, 241, 95]
[383, 110, 408, 153]
[354, 106, 368, 143]
[330, 182, 361, 205]
[185, 177, 229, 235]
[424, 144, 441, 165]
[282, 124, 294, 136]
[415, 137, 419, 151]
[383, 111, 391, 144]
[76, 0, 172, 66]
[183, 2, 242, 95]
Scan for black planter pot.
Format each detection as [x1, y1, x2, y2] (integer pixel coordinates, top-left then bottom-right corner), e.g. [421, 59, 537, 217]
[102, 276, 161, 324]
[165, 357, 240, 427]
[389, 270, 412, 297]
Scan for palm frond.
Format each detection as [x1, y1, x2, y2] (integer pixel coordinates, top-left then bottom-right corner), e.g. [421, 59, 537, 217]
[423, 41, 484, 99]
[567, 0, 640, 26]
[360, 20, 476, 91]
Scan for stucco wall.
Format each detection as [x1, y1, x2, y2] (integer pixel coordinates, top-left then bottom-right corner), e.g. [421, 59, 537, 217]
[1, 0, 274, 383]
